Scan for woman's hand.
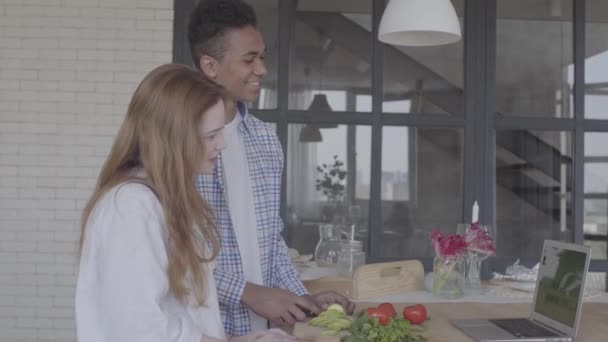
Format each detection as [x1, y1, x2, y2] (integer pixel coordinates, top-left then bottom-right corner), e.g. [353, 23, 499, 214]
[231, 328, 296, 342]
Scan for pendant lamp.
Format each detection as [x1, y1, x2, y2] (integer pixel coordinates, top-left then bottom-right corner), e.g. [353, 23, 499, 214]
[378, 0, 462, 47]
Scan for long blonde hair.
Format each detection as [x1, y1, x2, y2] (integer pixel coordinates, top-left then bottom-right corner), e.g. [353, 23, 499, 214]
[80, 64, 223, 305]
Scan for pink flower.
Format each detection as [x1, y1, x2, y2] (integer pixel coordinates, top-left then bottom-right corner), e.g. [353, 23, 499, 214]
[431, 230, 467, 260]
[430, 231, 444, 256]
[465, 222, 496, 256]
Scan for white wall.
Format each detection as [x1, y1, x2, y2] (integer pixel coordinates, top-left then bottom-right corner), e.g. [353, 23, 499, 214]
[0, 1, 173, 341]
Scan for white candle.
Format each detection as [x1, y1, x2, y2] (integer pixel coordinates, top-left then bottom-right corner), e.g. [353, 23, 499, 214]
[472, 201, 479, 223]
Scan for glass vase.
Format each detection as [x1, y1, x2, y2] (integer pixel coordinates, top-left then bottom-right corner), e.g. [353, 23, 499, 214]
[464, 252, 484, 293]
[457, 223, 495, 294]
[433, 255, 465, 299]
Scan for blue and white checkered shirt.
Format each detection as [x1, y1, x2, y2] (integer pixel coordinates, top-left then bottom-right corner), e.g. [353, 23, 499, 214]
[195, 103, 308, 336]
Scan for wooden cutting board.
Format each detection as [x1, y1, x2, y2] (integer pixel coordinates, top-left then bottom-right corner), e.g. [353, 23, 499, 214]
[302, 276, 353, 297]
[292, 321, 342, 342]
[352, 260, 424, 299]
[302, 261, 424, 299]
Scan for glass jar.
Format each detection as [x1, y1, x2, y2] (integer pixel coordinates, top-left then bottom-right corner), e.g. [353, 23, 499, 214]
[337, 240, 365, 277]
[432, 255, 465, 299]
[314, 223, 342, 267]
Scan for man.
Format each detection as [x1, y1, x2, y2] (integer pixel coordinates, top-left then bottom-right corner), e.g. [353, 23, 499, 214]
[188, 0, 354, 337]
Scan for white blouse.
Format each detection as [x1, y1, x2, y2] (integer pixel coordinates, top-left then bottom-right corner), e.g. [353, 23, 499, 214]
[76, 182, 225, 342]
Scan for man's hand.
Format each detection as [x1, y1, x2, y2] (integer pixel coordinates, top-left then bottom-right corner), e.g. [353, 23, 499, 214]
[241, 283, 321, 326]
[305, 291, 355, 315]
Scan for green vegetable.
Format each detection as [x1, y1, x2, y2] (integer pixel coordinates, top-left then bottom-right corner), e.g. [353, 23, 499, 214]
[309, 305, 352, 336]
[343, 311, 427, 342]
[327, 304, 346, 313]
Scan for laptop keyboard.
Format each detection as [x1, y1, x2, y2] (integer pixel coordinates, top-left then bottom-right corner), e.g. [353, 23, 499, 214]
[490, 319, 560, 338]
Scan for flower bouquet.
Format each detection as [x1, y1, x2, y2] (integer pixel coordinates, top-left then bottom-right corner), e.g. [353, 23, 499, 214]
[430, 231, 467, 298]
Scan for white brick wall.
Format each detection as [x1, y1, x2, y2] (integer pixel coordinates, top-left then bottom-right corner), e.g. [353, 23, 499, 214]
[0, 1, 173, 341]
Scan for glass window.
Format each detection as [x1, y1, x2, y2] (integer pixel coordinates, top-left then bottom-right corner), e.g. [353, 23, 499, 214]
[382, 0, 464, 115]
[496, 130, 573, 258]
[288, 0, 372, 113]
[284, 124, 371, 255]
[585, 0, 608, 119]
[381, 127, 464, 258]
[496, 0, 573, 117]
[587, 272, 607, 291]
[584, 199, 608, 261]
[584, 133, 608, 260]
[245, 0, 278, 110]
[174, 0, 608, 273]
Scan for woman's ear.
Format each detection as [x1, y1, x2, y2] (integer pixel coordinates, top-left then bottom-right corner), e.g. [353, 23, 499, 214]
[199, 55, 217, 79]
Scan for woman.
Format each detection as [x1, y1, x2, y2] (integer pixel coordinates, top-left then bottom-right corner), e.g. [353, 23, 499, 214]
[75, 64, 295, 342]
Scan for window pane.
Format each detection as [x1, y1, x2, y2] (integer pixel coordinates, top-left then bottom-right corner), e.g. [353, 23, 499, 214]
[381, 127, 464, 258]
[496, 0, 573, 117]
[284, 124, 371, 256]
[585, 0, 608, 119]
[584, 133, 608, 260]
[245, 0, 278, 110]
[588, 272, 607, 291]
[288, 0, 371, 112]
[382, 0, 464, 115]
[584, 200, 608, 260]
[496, 130, 573, 258]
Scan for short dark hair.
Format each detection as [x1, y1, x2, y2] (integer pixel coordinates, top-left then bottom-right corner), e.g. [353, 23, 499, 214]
[188, 0, 257, 68]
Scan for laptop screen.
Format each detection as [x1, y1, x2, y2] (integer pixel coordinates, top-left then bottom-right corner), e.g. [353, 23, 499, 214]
[533, 243, 587, 328]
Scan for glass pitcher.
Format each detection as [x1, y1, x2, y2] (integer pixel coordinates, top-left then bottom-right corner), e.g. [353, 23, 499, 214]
[314, 223, 342, 267]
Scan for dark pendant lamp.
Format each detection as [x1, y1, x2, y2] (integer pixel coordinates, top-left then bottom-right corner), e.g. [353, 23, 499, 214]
[300, 29, 338, 143]
[299, 124, 322, 142]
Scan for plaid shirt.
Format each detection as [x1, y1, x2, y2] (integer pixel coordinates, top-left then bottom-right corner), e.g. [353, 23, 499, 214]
[195, 103, 308, 336]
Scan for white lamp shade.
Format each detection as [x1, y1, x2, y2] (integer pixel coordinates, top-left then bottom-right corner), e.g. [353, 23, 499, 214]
[378, 0, 462, 47]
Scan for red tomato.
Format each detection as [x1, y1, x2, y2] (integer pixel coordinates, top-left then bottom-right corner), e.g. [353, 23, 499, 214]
[378, 302, 397, 318]
[365, 307, 390, 326]
[402, 304, 428, 325]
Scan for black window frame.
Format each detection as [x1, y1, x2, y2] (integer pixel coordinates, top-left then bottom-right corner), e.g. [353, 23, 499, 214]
[173, 0, 608, 285]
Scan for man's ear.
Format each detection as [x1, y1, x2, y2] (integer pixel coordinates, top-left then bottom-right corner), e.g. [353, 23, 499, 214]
[199, 55, 217, 79]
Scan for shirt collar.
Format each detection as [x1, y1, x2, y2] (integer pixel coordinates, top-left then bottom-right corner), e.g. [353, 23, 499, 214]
[236, 101, 253, 134]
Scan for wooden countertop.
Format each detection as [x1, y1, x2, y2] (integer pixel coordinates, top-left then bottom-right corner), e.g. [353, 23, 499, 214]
[407, 302, 607, 342]
[294, 302, 608, 341]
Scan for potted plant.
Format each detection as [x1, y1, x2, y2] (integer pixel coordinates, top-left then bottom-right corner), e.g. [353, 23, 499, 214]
[316, 155, 347, 221]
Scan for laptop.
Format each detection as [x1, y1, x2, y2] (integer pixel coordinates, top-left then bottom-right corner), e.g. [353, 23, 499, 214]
[451, 240, 591, 342]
